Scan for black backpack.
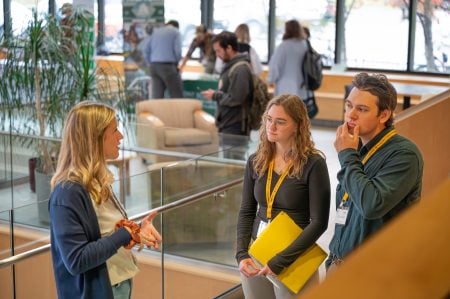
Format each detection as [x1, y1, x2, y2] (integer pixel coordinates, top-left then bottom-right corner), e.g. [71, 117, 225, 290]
[229, 61, 270, 132]
[301, 40, 323, 91]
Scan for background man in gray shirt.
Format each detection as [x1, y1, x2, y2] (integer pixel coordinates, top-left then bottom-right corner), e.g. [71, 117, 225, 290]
[144, 20, 183, 98]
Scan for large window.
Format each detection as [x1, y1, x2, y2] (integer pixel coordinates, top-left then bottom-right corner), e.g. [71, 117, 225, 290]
[275, 0, 335, 65]
[342, 0, 449, 73]
[2, 0, 448, 74]
[344, 1, 409, 70]
[55, 0, 72, 10]
[103, 0, 123, 53]
[10, 0, 48, 34]
[213, 0, 269, 61]
[412, 0, 449, 73]
[0, 0, 3, 38]
[165, 0, 202, 57]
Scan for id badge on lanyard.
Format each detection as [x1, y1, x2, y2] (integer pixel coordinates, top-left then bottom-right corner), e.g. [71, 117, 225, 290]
[257, 219, 269, 237]
[335, 206, 349, 225]
[335, 192, 349, 226]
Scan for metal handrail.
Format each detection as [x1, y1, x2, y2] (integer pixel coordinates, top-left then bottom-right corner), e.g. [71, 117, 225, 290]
[0, 243, 51, 269]
[128, 145, 247, 166]
[0, 177, 243, 269]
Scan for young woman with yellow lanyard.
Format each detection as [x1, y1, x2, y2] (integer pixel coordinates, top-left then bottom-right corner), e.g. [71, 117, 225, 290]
[236, 94, 331, 299]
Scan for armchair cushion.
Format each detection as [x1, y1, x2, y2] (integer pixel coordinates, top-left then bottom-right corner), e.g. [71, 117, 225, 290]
[164, 128, 212, 146]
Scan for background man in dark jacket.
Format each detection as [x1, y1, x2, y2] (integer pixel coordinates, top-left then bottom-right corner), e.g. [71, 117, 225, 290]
[201, 31, 253, 136]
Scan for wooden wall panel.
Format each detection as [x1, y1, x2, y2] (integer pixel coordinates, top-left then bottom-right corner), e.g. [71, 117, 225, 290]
[300, 179, 450, 299]
[395, 93, 450, 196]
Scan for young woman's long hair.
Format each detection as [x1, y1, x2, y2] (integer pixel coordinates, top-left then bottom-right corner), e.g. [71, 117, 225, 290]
[51, 101, 116, 204]
[282, 19, 305, 40]
[235, 23, 250, 43]
[252, 94, 323, 179]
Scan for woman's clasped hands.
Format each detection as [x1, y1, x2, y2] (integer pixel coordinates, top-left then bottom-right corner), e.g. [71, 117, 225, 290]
[239, 258, 275, 278]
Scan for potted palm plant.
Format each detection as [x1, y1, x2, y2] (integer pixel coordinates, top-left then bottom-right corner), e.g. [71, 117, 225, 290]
[0, 9, 127, 217]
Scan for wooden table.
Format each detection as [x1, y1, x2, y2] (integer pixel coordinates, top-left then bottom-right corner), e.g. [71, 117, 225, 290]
[391, 83, 448, 109]
[107, 150, 137, 205]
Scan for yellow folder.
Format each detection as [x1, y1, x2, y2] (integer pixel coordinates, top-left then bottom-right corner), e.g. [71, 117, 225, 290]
[248, 211, 327, 294]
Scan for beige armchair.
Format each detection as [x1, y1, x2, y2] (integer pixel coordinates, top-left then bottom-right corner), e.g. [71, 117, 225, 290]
[136, 99, 219, 163]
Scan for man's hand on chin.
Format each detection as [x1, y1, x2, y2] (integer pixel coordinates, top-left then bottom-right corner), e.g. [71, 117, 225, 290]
[334, 122, 359, 152]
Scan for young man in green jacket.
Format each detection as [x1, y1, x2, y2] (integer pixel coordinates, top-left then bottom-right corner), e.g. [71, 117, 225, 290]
[326, 73, 424, 272]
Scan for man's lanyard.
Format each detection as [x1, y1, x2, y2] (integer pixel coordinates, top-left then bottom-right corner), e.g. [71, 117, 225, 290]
[341, 129, 397, 205]
[265, 159, 293, 219]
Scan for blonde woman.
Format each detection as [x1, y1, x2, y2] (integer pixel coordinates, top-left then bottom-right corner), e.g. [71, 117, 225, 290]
[49, 101, 161, 299]
[234, 23, 263, 76]
[236, 94, 330, 298]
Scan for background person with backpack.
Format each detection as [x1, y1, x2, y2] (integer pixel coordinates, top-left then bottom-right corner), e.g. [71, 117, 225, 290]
[267, 20, 309, 101]
[300, 26, 323, 119]
[201, 31, 254, 159]
[201, 31, 253, 137]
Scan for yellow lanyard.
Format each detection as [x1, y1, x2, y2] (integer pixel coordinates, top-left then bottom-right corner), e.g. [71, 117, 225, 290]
[341, 129, 397, 204]
[265, 159, 292, 219]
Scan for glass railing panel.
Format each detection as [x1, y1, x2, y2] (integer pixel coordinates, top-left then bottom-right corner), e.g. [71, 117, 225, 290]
[0, 132, 61, 215]
[109, 147, 246, 267]
[107, 146, 246, 267]
[159, 182, 243, 267]
[207, 132, 257, 162]
[0, 132, 57, 299]
[112, 154, 245, 214]
[110, 170, 154, 215]
[148, 157, 245, 207]
[8, 200, 50, 231]
[0, 134, 15, 209]
[107, 148, 188, 214]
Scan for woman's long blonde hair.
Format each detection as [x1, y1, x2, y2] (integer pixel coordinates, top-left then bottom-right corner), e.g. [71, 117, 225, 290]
[235, 23, 250, 43]
[51, 101, 116, 204]
[253, 94, 323, 179]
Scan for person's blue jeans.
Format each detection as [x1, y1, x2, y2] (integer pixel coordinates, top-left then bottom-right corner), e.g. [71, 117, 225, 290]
[112, 279, 132, 299]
